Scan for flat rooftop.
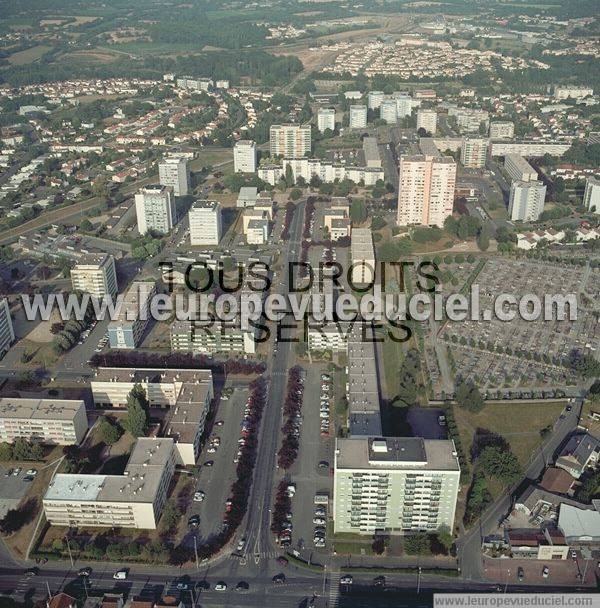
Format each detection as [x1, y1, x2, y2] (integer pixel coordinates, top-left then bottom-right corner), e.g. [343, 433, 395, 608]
[336, 436, 460, 471]
[74, 253, 111, 267]
[0, 398, 84, 421]
[350, 228, 375, 262]
[45, 438, 175, 504]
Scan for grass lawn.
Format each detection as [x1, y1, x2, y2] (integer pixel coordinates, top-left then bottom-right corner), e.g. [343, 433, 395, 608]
[8, 45, 53, 65]
[580, 398, 600, 437]
[453, 400, 566, 469]
[190, 148, 233, 170]
[379, 333, 403, 400]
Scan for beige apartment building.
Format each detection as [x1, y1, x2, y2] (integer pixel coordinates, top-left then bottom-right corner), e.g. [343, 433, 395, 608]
[43, 437, 176, 529]
[396, 155, 456, 227]
[90, 367, 213, 465]
[0, 398, 88, 445]
[71, 253, 118, 298]
[269, 124, 311, 157]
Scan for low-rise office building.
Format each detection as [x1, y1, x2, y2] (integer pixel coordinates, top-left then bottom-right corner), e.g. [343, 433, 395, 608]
[0, 398, 88, 445]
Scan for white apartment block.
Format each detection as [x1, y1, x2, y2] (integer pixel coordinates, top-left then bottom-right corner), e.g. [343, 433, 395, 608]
[135, 184, 176, 235]
[158, 157, 190, 197]
[0, 398, 88, 445]
[234, 140, 257, 173]
[504, 154, 538, 183]
[308, 322, 349, 353]
[417, 109, 437, 135]
[246, 218, 269, 245]
[269, 124, 311, 157]
[554, 86, 593, 100]
[397, 155, 457, 227]
[583, 176, 600, 214]
[349, 105, 368, 129]
[490, 141, 571, 157]
[91, 367, 214, 465]
[380, 100, 397, 125]
[317, 108, 335, 133]
[509, 180, 547, 222]
[394, 95, 417, 120]
[44, 438, 176, 530]
[269, 157, 383, 187]
[189, 200, 222, 245]
[71, 253, 118, 298]
[460, 138, 488, 168]
[350, 228, 375, 286]
[333, 436, 460, 535]
[448, 107, 489, 133]
[489, 121, 515, 139]
[0, 298, 14, 356]
[367, 91, 384, 110]
[107, 281, 156, 350]
[171, 320, 257, 355]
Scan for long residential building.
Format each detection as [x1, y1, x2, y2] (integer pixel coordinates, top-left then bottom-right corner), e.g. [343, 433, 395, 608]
[397, 154, 456, 227]
[71, 253, 118, 298]
[135, 184, 176, 235]
[0, 398, 87, 445]
[350, 228, 375, 286]
[107, 281, 156, 350]
[171, 320, 257, 355]
[333, 436, 461, 535]
[504, 154, 538, 183]
[490, 141, 572, 157]
[43, 437, 176, 529]
[260, 158, 383, 187]
[269, 124, 311, 157]
[91, 367, 213, 465]
[0, 298, 14, 357]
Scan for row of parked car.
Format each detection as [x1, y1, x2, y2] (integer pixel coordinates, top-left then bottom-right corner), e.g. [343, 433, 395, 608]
[4, 467, 37, 482]
[319, 373, 332, 437]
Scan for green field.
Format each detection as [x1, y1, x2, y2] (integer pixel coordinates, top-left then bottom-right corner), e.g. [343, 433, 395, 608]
[8, 45, 52, 65]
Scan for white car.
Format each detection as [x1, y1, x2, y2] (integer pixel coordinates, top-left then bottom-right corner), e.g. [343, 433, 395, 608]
[340, 575, 353, 585]
[237, 538, 246, 552]
[215, 583, 227, 591]
[193, 491, 205, 502]
[207, 447, 217, 453]
[113, 570, 127, 580]
[313, 518, 326, 525]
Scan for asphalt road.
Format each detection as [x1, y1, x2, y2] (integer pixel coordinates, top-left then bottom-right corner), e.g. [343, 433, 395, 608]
[241, 200, 306, 564]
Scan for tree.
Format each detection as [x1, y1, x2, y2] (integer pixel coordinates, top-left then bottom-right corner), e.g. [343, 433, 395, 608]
[436, 525, 454, 554]
[160, 500, 181, 532]
[0, 498, 38, 535]
[98, 416, 123, 446]
[122, 384, 150, 438]
[289, 188, 302, 201]
[455, 379, 485, 412]
[477, 224, 491, 251]
[404, 532, 431, 555]
[478, 446, 522, 485]
[0, 443, 13, 461]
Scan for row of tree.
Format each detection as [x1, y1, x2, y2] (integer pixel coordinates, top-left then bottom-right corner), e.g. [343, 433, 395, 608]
[277, 366, 305, 469]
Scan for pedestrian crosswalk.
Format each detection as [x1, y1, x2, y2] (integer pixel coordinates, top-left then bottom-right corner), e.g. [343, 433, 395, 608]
[328, 568, 341, 608]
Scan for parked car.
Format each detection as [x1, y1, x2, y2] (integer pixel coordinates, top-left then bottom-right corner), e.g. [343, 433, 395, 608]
[340, 575, 353, 585]
[193, 491, 205, 502]
[188, 515, 200, 528]
[215, 582, 227, 591]
[542, 566, 549, 578]
[235, 581, 249, 592]
[236, 538, 246, 552]
[272, 574, 286, 585]
[517, 567, 524, 582]
[78, 567, 92, 577]
[113, 570, 128, 580]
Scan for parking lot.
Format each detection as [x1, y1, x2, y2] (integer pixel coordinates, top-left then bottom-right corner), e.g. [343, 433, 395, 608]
[284, 364, 334, 558]
[0, 465, 37, 518]
[186, 387, 249, 543]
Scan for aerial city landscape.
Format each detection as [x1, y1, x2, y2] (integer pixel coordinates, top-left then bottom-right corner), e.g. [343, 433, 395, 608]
[0, 0, 598, 606]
